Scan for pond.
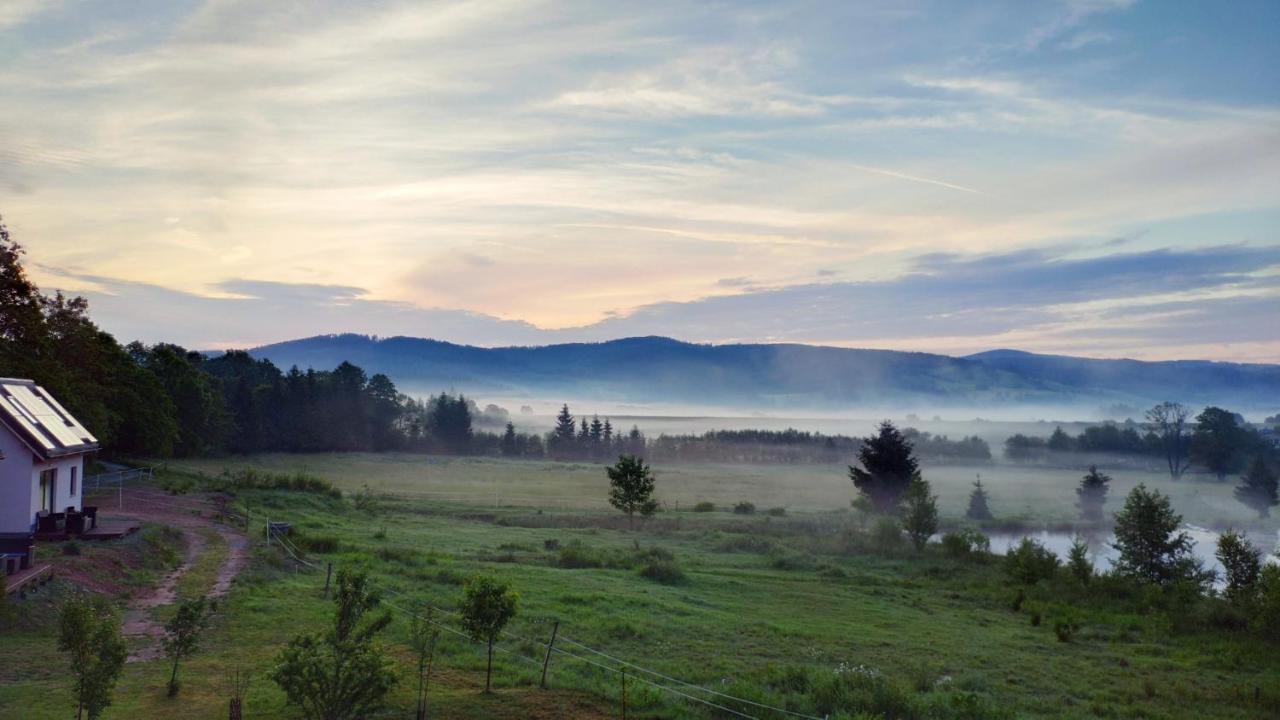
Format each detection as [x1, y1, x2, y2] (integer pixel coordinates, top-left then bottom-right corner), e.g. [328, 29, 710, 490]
[983, 526, 1280, 583]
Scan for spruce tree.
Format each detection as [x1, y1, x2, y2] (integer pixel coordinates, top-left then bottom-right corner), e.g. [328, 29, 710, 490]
[966, 476, 993, 521]
[1235, 457, 1278, 519]
[1076, 465, 1111, 522]
[849, 421, 919, 512]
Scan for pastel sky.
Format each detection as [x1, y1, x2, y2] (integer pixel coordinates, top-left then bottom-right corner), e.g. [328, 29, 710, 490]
[2, 0, 1277, 360]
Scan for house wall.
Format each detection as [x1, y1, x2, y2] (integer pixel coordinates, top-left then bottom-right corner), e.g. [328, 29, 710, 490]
[30, 454, 86, 522]
[0, 424, 36, 533]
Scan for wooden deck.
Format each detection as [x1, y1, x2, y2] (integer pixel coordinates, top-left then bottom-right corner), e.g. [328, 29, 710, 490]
[3, 564, 53, 596]
[81, 523, 141, 540]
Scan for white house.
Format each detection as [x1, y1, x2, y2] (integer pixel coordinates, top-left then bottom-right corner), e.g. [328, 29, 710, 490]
[0, 378, 99, 534]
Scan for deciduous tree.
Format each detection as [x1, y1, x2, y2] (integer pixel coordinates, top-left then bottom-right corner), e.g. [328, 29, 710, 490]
[459, 575, 518, 693]
[58, 594, 127, 720]
[607, 455, 658, 529]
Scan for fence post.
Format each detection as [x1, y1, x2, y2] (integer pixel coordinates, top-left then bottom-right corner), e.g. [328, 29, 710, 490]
[324, 562, 333, 597]
[620, 669, 627, 720]
[540, 620, 559, 689]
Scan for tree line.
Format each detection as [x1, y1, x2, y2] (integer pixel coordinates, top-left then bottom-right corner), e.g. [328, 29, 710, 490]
[1004, 402, 1278, 481]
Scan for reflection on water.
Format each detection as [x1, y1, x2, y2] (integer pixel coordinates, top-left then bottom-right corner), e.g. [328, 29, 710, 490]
[984, 527, 1280, 583]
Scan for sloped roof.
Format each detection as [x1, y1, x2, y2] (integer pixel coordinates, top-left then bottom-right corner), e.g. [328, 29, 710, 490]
[0, 378, 99, 459]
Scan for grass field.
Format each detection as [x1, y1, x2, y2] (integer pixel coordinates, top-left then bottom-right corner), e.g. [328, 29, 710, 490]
[162, 452, 1269, 530]
[1, 453, 1277, 719]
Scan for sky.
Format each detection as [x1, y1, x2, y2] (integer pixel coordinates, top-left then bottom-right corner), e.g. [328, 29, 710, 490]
[1, 0, 1277, 361]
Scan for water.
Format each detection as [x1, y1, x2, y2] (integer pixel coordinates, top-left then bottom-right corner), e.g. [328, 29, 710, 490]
[983, 527, 1280, 584]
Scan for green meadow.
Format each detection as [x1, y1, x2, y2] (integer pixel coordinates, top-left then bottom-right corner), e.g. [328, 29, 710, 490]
[1, 454, 1276, 719]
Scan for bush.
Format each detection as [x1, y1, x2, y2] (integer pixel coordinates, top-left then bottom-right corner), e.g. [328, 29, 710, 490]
[871, 517, 903, 553]
[296, 534, 341, 554]
[692, 502, 716, 513]
[1053, 615, 1079, 642]
[1004, 538, 1059, 585]
[638, 557, 686, 584]
[812, 665, 915, 719]
[733, 501, 756, 515]
[214, 468, 341, 499]
[766, 507, 787, 517]
[941, 529, 990, 559]
[556, 541, 604, 569]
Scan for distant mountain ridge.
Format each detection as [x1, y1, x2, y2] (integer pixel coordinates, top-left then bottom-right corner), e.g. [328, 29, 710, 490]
[242, 334, 1280, 411]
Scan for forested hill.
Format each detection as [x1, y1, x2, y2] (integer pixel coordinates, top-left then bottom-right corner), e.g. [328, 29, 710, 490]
[246, 334, 1280, 410]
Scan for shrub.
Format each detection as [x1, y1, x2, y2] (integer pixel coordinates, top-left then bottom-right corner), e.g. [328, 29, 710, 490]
[871, 517, 903, 553]
[1053, 615, 1079, 642]
[692, 502, 716, 513]
[812, 664, 915, 719]
[733, 501, 756, 515]
[1004, 538, 1059, 585]
[766, 507, 787, 517]
[941, 529, 990, 559]
[638, 557, 686, 585]
[1066, 536, 1092, 586]
[556, 541, 604, 569]
[296, 534, 341, 554]
[215, 468, 341, 499]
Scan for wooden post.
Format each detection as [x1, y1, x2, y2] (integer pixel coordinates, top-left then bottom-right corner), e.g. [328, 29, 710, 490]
[540, 620, 559, 689]
[620, 669, 627, 720]
[324, 562, 333, 597]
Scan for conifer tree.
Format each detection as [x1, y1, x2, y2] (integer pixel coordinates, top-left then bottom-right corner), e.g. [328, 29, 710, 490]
[1076, 465, 1111, 522]
[966, 476, 993, 521]
[849, 421, 919, 512]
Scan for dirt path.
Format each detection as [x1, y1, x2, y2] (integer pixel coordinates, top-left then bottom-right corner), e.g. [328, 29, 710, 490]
[95, 486, 250, 663]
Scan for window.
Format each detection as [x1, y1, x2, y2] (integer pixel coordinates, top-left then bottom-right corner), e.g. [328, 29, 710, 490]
[71, 467, 78, 496]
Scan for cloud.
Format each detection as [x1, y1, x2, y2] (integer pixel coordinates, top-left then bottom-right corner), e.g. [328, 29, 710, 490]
[36, 243, 1280, 363]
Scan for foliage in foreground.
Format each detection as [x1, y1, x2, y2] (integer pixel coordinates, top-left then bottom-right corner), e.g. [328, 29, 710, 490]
[58, 593, 127, 720]
[271, 570, 396, 720]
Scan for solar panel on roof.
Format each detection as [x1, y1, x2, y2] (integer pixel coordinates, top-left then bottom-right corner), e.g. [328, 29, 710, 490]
[36, 388, 98, 443]
[0, 393, 57, 451]
[16, 385, 88, 447]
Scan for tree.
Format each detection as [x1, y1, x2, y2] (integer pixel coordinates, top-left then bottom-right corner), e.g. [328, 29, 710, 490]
[900, 476, 938, 551]
[1110, 484, 1205, 587]
[1215, 530, 1262, 604]
[966, 476, 993, 521]
[1066, 535, 1092, 586]
[271, 570, 396, 720]
[408, 609, 440, 720]
[500, 422, 519, 457]
[162, 597, 210, 697]
[1047, 426, 1074, 452]
[1234, 457, 1278, 519]
[607, 455, 658, 529]
[459, 575, 518, 693]
[58, 594, 127, 720]
[550, 404, 576, 458]
[1192, 406, 1245, 481]
[1075, 465, 1111, 523]
[1145, 402, 1192, 480]
[849, 421, 919, 513]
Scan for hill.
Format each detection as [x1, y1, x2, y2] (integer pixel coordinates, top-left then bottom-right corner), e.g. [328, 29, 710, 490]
[243, 334, 1280, 411]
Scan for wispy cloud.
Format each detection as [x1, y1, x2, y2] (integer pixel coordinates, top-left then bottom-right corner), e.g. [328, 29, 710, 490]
[2, 0, 1277, 361]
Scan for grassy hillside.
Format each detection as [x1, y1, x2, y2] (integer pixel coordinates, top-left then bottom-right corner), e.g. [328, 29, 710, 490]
[2, 455, 1276, 719]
